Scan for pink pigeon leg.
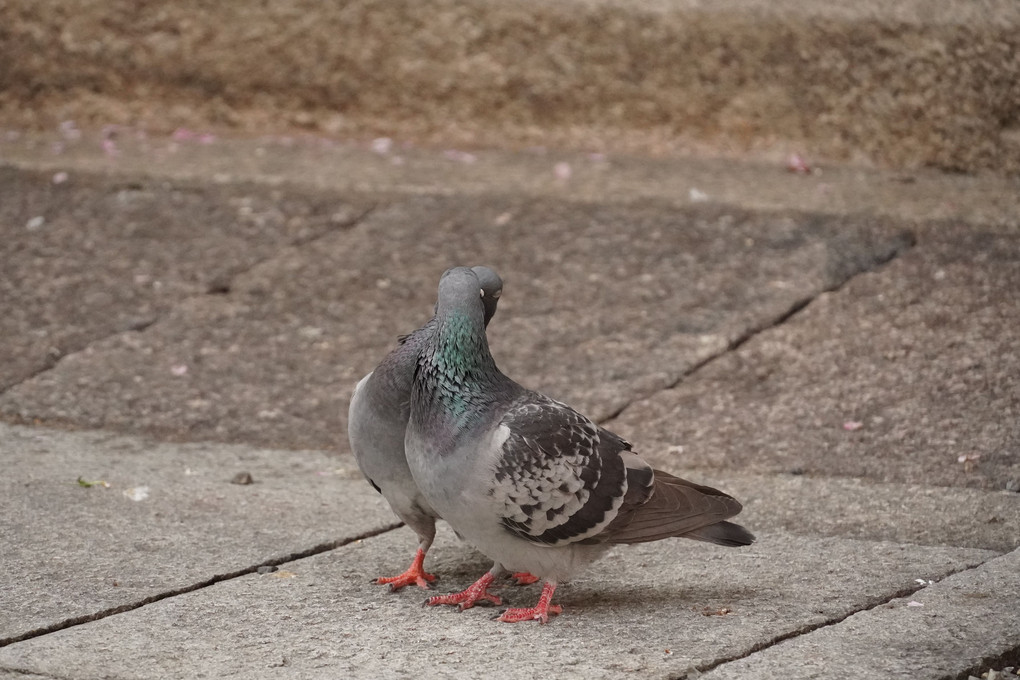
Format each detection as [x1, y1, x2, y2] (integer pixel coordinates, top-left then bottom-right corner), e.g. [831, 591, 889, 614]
[498, 581, 562, 623]
[375, 548, 436, 591]
[425, 570, 502, 609]
[510, 572, 539, 585]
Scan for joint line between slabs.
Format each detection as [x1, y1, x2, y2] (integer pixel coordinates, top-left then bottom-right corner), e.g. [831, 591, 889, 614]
[675, 547, 998, 678]
[0, 521, 402, 649]
[0, 664, 75, 680]
[600, 231, 916, 425]
[0, 202, 376, 400]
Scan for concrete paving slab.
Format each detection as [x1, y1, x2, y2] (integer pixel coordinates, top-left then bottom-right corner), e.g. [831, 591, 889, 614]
[0, 423, 397, 644]
[696, 471, 1020, 553]
[700, 547, 1020, 680]
[0, 524, 996, 680]
[0, 166, 366, 390]
[0, 184, 912, 450]
[609, 227, 1020, 491]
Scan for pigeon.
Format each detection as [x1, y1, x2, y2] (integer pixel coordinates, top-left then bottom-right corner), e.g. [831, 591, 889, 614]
[405, 267, 754, 623]
[348, 265, 505, 590]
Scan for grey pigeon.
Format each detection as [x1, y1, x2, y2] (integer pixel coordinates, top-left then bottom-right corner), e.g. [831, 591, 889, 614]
[405, 267, 754, 622]
[348, 265, 504, 590]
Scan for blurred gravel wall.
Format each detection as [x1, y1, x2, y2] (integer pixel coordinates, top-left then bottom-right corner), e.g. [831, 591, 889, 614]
[2, 0, 1019, 172]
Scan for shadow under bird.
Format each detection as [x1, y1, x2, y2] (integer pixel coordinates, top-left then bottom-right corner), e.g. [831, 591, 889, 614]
[349, 266, 535, 590]
[405, 266, 755, 623]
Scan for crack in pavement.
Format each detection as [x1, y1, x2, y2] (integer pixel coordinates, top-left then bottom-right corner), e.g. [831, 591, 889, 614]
[0, 521, 403, 649]
[954, 647, 1020, 680]
[599, 228, 917, 426]
[0, 318, 159, 397]
[0, 667, 67, 679]
[0, 202, 376, 401]
[673, 554, 1004, 680]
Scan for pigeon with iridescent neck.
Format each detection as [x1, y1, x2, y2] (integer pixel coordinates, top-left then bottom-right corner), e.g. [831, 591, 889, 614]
[405, 267, 754, 623]
[348, 266, 505, 590]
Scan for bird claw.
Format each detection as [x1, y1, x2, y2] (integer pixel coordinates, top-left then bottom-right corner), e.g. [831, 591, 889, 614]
[497, 604, 563, 624]
[375, 570, 436, 591]
[385, 577, 433, 592]
[425, 589, 502, 610]
[510, 572, 539, 586]
[495, 581, 561, 623]
[373, 549, 436, 592]
[424, 572, 502, 610]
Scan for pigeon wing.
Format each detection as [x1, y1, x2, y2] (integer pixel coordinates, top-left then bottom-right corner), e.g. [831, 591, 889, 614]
[490, 396, 653, 546]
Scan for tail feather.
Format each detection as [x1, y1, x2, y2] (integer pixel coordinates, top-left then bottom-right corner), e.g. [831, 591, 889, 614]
[683, 520, 756, 547]
[601, 468, 754, 546]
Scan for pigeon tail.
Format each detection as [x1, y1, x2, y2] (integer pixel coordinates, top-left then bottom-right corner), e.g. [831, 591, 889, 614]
[683, 521, 756, 547]
[601, 469, 755, 546]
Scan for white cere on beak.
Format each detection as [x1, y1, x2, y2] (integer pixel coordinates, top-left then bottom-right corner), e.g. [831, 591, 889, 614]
[480, 288, 485, 298]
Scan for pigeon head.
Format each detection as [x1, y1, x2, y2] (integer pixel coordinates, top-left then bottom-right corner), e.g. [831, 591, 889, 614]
[430, 266, 504, 379]
[471, 266, 503, 326]
[436, 267, 487, 323]
[414, 267, 503, 422]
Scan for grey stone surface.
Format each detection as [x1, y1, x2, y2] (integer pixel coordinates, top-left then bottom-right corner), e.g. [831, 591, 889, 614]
[0, 672, 59, 680]
[700, 547, 1020, 680]
[1, 120, 1018, 679]
[0, 167, 366, 390]
[5, 131, 1020, 230]
[698, 471, 1020, 553]
[0, 524, 996, 680]
[609, 227, 1020, 491]
[0, 423, 396, 643]
[0, 182, 912, 450]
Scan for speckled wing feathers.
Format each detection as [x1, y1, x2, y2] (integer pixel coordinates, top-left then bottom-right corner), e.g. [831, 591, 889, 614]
[491, 396, 651, 546]
[487, 395, 751, 548]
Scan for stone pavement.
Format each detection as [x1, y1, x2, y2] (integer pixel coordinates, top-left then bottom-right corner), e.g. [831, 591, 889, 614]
[1, 132, 1018, 679]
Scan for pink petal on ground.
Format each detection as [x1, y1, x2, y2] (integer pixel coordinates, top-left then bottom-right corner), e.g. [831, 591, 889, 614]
[554, 161, 572, 180]
[786, 153, 811, 174]
[843, 421, 864, 431]
[371, 137, 393, 154]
